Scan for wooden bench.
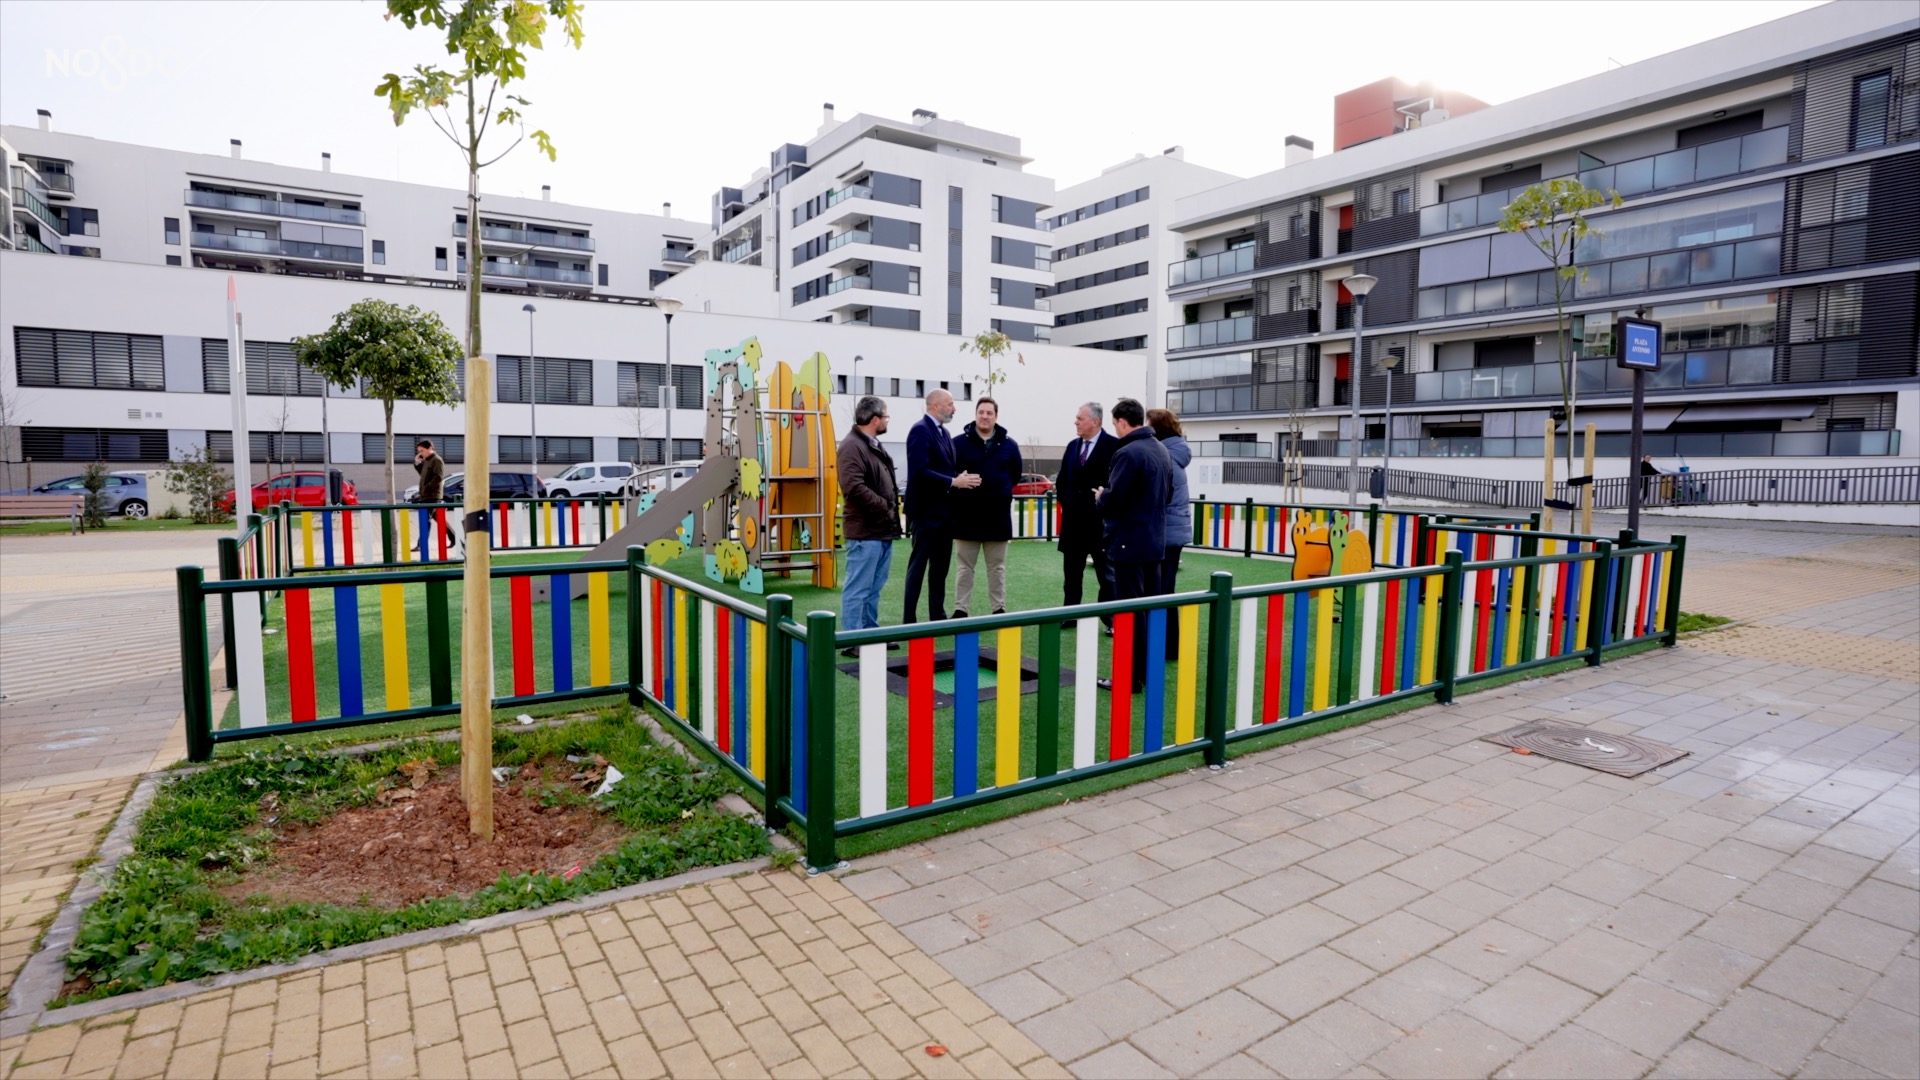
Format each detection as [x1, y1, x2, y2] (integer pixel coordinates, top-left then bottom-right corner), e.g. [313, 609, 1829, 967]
[0, 494, 86, 533]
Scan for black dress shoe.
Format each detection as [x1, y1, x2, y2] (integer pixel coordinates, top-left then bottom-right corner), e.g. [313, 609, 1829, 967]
[1102, 625, 1114, 637]
[992, 609, 1005, 615]
[951, 609, 968, 620]
[840, 648, 858, 658]
[888, 642, 902, 651]
[1096, 677, 1114, 691]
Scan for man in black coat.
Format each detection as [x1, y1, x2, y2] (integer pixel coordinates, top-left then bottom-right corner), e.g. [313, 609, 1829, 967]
[1096, 397, 1172, 691]
[1056, 401, 1118, 626]
[903, 388, 979, 624]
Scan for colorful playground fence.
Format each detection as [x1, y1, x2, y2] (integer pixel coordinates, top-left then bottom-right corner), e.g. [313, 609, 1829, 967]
[232, 496, 641, 577]
[180, 508, 1687, 873]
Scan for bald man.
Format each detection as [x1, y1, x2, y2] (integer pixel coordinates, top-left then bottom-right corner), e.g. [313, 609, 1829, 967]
[903, 388, 980, 623]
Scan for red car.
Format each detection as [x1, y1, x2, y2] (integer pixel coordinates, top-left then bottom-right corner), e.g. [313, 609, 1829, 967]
[1012, 473, 1055, 497]
[220, 471, 358, 512]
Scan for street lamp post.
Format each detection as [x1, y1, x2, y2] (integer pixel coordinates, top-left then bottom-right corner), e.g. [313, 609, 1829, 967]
[1342, 272, 1378, 506]
[522, 303, 538, 477]
[654, 297, 685, 489]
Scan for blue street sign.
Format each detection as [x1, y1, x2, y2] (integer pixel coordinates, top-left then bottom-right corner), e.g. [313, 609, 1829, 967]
[1617, 317, 1661, 371]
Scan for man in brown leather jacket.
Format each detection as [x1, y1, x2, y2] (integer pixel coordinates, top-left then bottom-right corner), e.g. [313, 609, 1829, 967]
[837, 396, 900, 638]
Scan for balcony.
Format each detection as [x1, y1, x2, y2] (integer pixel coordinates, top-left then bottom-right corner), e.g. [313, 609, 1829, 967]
[18, 233, 54, 255]
[825, 185, 873, 208]
[661, 246, 695, 263]
[826, 229, 871, 252]
[1167, 316, 1255, 352]
[1303, 430, 1899, 460]
[1419, 125, 1790, 237]
[1167, 246, 1255, 288]
[451, 222, 596, 252]
[466, 259, 592, 285]
[186, 189, 365, 225]
[39, 171, 74, 195]
[190, 232, 362, 263]
[11, 185, 63, 236]
[719, 242, 759, 264]
[826, 274, 872, 295]
[1190, 440, 1272, 458]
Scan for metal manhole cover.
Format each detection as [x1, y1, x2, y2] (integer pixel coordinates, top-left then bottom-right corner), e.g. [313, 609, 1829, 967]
[1481, 722, 1689, 777]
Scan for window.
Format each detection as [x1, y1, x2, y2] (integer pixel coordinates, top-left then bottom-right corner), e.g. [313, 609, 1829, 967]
[207, 431, 326, 464]
[597, 264, 608, 287]
[21, 427, 169, 462]
[496, 355, 592, 405]
[372, 239, 385, 265]
[164, 217, 180, 245]
[670, 364, 702, 409]
[888, 378, 901, 397]
[362, 434, 464, 463]
[1851, 70, 1892, 150]
[537, 436, 593, 464]
[435, 246, 448, 271]
[166, 255, 181, 266]
[201, 339, 326, 396]
[862, 376, 874, 395]
[235, 228, 267, 240]
[1054, 261, 1149, 296]
[619, 438, 665, 465]
[907, 267, 920, 296]
[649, 269, 673, 288]
[1288, 214, 1307, 239]
[961, 382, 972, 401]
[1078, 335, 1149, 351]
[836, 375, 848, 393]
[1392, 189, 1413, 216]
[498, 436, 532, 464]
[14, 328, 166, 390]
[671, 439, 702, 461]
[617, 360, 667, 407]
[1794, 281, 1865, 341]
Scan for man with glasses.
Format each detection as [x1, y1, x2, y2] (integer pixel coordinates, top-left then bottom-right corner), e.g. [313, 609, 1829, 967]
[837, 396, 901, 652]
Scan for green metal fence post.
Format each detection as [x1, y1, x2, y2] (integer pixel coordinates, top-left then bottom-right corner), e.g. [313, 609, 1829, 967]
[1587, 539, 1614, 667]
[1366, 502, 1381, 557]
[177, 566, 215, 763]
[1242, 498, 1255, 557]
[1615, 529, 1637, 640]
[1662, 535, 1688, 647]
[1338, 580, 1361, 704]
[217, 536, 240, 690]
[1436, 550, 1464, 704]
[381, 509, 396, 565]
[1194, 497, 1206, 548]
[804, 611, 839, 872]
[1412, 515, 1429, 566]
[626, 545, 646, 708]
[763, 595, 794, 833]
[1518, 531, 1540, 661]
[597, 495, 608, 545]
[1202, 572, 1233, 768]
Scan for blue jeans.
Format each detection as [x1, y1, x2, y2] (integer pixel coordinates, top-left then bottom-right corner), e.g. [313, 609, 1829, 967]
[841, 539, 894, 632]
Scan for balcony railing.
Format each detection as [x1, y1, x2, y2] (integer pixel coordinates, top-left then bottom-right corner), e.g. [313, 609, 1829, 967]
[451, 222, 596, 252]
[1167, 246, 1255, 288]
[661, 246, 695, 263]
[1292, 429, 1899, 459]
[190, 232, 362, 263]
[825, 185, 873, 208]
[1167, 316, 1255, 351]
[1419, 125, 1790, 237]
[719, 243, 759, 264]
[826, 274, 871, 295]
[1189, 440, 1272, 458]
[186, 189, 365, 225]
[826, 229, 871, 251]
[39, 172, 74, 194]
[480, 260, 592, 285]
[11, 186, 63, 236]
[18, 233, 54, 254]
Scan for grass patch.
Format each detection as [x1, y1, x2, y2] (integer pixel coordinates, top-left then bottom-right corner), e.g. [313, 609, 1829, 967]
[1677, 611, 1732, 633]
[62, 708, 765, 1003]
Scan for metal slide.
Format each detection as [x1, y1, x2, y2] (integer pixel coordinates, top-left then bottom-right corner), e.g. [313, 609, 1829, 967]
[560, 460, 738, 600]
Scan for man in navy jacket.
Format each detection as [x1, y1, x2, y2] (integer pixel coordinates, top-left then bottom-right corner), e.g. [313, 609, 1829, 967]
[1096, 397, 1172, 691]
[1056, 401, 1117, 625]
[903, 388, 979, 623]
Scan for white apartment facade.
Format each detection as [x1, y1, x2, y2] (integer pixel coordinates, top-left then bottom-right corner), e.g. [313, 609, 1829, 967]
[705, 107, 1057, 341]
[1046, 148, 1245, 405]
[1162, 2, 1920, 482]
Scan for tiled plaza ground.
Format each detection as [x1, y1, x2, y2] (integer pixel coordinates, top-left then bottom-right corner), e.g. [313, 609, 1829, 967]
[0, 511, 1913, 1078]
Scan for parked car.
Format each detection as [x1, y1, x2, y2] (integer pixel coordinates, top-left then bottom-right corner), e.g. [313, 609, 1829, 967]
[438, 471, 547, 502]
[220, 471, 357, 513]
[1012, 473, 1055, 497]
[8, 472, 150, 517]
[543, 461, 637, 498]
[626, 460, 704, 497]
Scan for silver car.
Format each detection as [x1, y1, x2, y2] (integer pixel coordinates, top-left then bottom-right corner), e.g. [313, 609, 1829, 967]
[12, 472, 150, 517]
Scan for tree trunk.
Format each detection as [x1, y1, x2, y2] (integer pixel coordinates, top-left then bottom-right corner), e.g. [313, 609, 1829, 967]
[384, 398, 396, 503]
[459, 75, 495, 842]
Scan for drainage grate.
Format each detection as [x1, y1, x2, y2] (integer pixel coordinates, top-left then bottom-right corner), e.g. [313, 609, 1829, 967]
[1481, 721, 1689, 777]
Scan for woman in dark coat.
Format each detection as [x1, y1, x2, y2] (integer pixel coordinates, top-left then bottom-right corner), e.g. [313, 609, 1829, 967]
[1148, 409, 1192, 658]
[950, 397, 1022, 617]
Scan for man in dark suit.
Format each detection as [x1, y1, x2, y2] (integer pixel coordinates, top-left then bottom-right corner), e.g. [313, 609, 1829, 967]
[1096, 398, 1172, 692]
[1056, 401, 1117, 626]
[903, 388, 979, 624]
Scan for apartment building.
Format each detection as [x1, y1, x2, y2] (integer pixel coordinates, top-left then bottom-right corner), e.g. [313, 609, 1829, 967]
[1045, 148, 1242, 403]
[1163, 1, 1918, 477]
[704, 106, 1057, 340]
[0, 116, 1141, 494]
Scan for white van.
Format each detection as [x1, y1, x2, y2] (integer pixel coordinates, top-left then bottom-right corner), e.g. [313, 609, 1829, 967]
[543, 461, 637, 498]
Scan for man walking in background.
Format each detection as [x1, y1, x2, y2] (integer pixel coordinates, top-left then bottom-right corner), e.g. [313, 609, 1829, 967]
[1057, 401, 1117, 629]
[411, 438, 445, 559]
[1095, 398, 1172, 691]
[837, 396, 900, 652]
[903, 388, 979, 624]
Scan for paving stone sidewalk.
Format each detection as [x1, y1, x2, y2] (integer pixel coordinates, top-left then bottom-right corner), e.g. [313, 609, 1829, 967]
[0, 871, 1066, 1080]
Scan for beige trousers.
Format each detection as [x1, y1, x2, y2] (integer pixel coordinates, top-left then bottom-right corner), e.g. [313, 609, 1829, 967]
[953, 540, 1008, 615]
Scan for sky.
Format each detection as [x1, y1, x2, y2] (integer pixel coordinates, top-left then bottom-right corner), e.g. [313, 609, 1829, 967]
[2, 0, 1828, 223]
